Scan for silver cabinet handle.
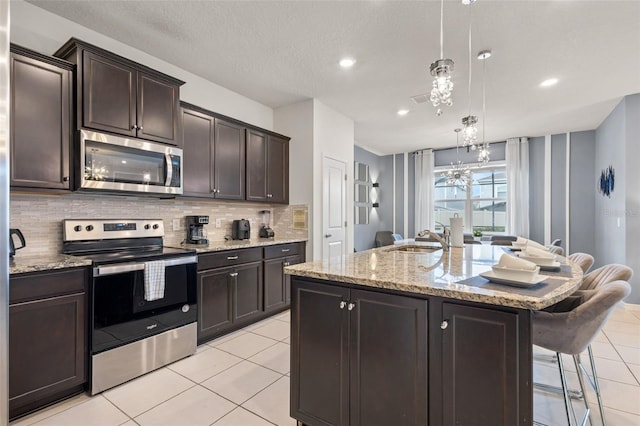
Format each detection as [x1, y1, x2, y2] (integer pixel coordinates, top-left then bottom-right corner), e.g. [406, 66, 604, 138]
[440, 320, 448, 330]
[347, 303, 355, 311]
[324, 234, 332, 238]
[283, 262, 290, 267]
[229, 272, 238, 277]
[340, 301, 346, 309]
[281, 249, 290, 252]
[267, 194, 273, 198]
[131, 124, 138, 130]
[227, 256, 239, 260]
[138, 126, 143, 131]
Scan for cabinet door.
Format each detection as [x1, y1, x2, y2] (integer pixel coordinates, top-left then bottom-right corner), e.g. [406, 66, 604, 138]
[234, 261, 263, 322]
[267, 135, 289, 204]
[440, 303, 531, 426]
[264, 258, 285, 312]
[137, 72, 180, 145]
[181, 107, 214, 197]
[213, 118, 246, 200]
[9, 292, 85, 418]
[82, 51, 136, 137]
[349, 289, 428, 426]
[291, 278, 350, 426]
[284, 254, 302, 304]
[198, 268, 234, 342]
[10, 52, 71, 189]
[245, 129, 267, 201]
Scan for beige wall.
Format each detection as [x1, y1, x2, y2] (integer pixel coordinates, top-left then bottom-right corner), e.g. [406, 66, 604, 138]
[10, 193, 308, 257]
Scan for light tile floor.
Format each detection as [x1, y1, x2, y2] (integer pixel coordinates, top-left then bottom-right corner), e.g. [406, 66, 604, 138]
[10, 305, 640, 426]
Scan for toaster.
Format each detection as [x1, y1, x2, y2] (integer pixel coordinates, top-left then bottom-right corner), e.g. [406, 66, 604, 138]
[232, 219, 251, 240]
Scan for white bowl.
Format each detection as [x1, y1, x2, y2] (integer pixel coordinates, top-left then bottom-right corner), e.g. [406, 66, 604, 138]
[491, 265, 540, 281]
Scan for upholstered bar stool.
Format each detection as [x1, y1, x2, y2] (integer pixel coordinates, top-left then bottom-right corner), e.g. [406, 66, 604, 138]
[548, 245, 565, 256]
[533, 281, 631, 426]
[580, 264, 633, 290]
[567, 253, 595, 274]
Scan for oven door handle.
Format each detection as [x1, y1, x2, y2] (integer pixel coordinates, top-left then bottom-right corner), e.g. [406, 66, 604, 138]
[165, 153, 173, 186]
[93, 255, 198, 277]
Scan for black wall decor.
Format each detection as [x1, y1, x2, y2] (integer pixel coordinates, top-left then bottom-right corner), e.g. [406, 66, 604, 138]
[598, 165, 615, 198]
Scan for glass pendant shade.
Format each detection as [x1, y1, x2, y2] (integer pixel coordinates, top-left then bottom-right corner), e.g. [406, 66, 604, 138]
[477, 144, 490, 164]
[461, 115, 478, 148]
[430, 59, 454, 108]
[443, 161, 471, 186]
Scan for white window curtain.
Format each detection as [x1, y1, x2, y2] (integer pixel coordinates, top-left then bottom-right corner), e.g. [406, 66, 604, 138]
[506, 137, 529, 237]
[414, 149, 434, 235]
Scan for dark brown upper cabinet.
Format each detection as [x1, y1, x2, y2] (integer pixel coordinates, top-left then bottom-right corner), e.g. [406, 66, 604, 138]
[246, 129, 289, 204]
[181, 103, 245, 200]
[55, 38, 184, 146]
[10, 45, 73, 191]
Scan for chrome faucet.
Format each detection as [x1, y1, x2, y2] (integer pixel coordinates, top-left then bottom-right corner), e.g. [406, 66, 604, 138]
[416, 229, 449, 251]
[434, 221, 450, 246]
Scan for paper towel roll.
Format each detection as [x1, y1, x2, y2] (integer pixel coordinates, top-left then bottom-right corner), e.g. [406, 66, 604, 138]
[449, 215, 464, 247]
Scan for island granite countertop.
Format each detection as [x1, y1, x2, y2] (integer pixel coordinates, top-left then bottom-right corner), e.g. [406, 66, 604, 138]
[9, 254, 93, 275]
[284, 242, 582, 310]
[176, 237, 307, 254]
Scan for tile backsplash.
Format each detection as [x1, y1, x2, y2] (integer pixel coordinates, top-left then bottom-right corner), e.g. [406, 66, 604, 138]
[10, 193, 308, 257]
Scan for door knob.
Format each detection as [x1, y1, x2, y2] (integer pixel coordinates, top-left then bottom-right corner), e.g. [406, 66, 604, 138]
[339, 301, 346, 309]
[347, 303, 355, 311]
[324, 234, 332, 238]
[440, 320, 448, 330]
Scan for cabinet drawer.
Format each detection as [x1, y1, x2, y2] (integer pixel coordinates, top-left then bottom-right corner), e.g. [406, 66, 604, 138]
[10, 268, 87, 304]
[198, 248, 262, 271]
[264, 243, 301, 260]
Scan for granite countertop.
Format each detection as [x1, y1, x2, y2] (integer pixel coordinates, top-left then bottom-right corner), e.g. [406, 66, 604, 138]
[9, 254, 93, 275]
[177, 237, 307, 254]
[284, 242, 583, 310]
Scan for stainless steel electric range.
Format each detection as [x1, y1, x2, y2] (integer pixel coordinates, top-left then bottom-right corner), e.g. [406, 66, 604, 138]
[63, 219, 197, 395]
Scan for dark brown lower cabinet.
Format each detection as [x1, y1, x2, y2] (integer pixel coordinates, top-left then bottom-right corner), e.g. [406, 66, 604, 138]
[291, 277, 533, 426]
[264, 254, 302, 312]
[197, 261, 263, 343]
[291, 278, 428, 426]
[439, 302, 532, 426]
[9, 268, 88, 420]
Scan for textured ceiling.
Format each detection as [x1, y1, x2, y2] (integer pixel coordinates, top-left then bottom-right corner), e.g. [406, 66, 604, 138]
[27, 0, 640, 155]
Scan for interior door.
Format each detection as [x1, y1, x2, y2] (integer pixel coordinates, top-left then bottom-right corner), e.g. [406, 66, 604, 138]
[323, 156, 347, 259]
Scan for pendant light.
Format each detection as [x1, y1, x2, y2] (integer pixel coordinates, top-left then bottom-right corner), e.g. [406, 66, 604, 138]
[461, 0, 477, 149]
[477, 49, 492, 164]
[442, 128, 471, 186]
[429, 0, 454, 116]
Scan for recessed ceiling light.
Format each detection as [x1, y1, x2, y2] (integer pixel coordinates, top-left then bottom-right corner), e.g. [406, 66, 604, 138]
[397, 109, 409, 116]
[540, 78, 559, 87]
[339, 58, 356, 68]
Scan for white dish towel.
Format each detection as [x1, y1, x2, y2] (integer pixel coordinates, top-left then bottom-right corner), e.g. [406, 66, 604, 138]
[144, 260, 166, 301]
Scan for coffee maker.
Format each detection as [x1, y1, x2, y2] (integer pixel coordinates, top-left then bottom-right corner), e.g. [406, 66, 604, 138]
[186, 216, 209, 245]
[259, 210, 275, 238]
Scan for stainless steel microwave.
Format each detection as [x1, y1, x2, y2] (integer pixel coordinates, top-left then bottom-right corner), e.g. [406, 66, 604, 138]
[79, 129, 183, 196]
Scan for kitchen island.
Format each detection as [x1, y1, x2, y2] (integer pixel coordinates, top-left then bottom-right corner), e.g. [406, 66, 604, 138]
[285, 243, 583, 426]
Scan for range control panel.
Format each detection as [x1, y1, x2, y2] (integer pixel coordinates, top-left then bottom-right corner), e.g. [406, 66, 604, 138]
[63, 219, 164, 241]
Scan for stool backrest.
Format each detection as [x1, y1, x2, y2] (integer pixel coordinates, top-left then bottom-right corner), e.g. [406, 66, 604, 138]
[567, 252, 595, 274]
[581, 264, 633, 291]
[533, 281, 631, 354]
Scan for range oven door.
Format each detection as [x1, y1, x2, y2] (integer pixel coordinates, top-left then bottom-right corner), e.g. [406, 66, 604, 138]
[79, 129, 183, 195]
[91, 256, 197, 354]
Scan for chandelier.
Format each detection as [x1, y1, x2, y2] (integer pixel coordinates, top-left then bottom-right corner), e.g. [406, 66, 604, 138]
[461, 0, 477, 149]
[477, 49, 492, 164]
[442, 128, 471, 186]
[429, 0, 454, 116]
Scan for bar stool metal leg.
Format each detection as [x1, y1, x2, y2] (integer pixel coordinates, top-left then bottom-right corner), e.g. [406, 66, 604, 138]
[572, 354, 592, 426]
[557, 352, 577, 426]
[588, 344, 607, 426]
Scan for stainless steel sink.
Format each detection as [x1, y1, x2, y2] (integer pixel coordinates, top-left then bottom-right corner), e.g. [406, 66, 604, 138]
[388, 245, 441, 253]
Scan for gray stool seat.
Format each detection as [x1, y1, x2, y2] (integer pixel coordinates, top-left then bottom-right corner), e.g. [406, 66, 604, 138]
[547, 245, 565, 256]
[533, 281, 631, 425]
[567, 252, 595, 274]
[580, 263, 633, 291]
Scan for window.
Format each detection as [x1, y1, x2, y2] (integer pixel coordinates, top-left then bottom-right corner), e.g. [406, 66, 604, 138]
[434, 165, 507, 234]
